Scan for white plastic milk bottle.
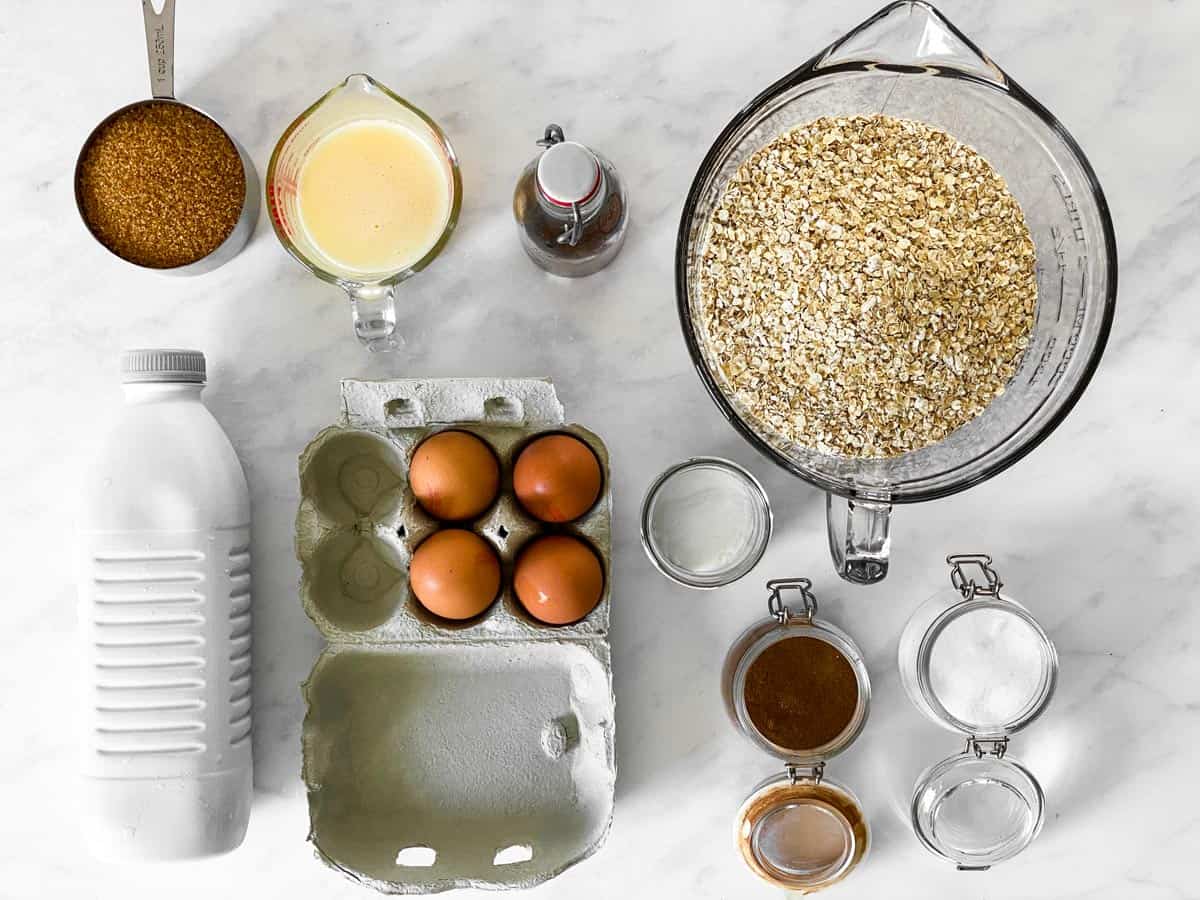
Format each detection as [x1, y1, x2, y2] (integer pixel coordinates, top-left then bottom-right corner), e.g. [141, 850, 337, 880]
[77, 349, 252, 860]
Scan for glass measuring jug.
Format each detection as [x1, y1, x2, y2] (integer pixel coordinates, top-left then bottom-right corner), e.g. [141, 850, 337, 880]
[676, 1, 1117, 584]
[267, 74, 462, 351]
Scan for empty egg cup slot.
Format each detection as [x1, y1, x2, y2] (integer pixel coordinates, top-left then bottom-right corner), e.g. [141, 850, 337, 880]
[302, 430, 406, 526]
[306, 531, 406, 632]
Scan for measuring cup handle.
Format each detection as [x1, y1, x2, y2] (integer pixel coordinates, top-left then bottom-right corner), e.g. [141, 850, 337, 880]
[826, 493, 891, 585]
[348, 284, 401, 353]
[141, 0, 176, 99]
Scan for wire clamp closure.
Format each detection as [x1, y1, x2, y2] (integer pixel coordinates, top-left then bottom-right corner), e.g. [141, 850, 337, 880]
[767, 578, 817, 623]
[966, 736, 1009, 759]
[948, 553, 1003, 600]
[786, 762, 825, 785]
[535, 124, 585, 247]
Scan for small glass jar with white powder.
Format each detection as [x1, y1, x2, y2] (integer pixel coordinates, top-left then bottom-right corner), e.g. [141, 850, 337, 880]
[898, 554, 1058, 871]
[640, 457, 772, 588]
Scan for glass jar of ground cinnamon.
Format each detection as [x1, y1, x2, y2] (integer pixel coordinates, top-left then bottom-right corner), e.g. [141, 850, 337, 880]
[722, 578, 872, 892]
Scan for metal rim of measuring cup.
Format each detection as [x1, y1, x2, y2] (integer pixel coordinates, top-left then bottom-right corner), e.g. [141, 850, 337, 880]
[73, 99, 259, 276]
[639, 456, 773, 589]
[672, 2, 1118, 505]
[72, 0, 258, 275]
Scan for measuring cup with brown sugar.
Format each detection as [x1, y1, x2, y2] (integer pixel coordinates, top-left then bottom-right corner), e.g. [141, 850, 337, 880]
[721, 579, 872, 893]
[74, 0, 258, 274]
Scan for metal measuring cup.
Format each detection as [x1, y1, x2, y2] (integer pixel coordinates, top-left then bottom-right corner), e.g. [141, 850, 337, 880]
[73, 0, 259, 274]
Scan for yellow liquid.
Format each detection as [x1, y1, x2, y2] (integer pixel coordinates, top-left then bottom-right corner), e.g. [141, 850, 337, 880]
[297, 119, 451, 275]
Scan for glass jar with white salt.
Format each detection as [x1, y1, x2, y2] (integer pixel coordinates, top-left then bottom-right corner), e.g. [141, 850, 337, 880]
[898, 554, 1058, 871]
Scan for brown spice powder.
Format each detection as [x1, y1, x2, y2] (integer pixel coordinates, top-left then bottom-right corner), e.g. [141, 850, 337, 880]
[744, 635, 859, 752]
[77, 101, 245, 268]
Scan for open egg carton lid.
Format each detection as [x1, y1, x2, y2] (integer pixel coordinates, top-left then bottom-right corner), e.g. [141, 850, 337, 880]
[302, 638, 614, 893]
[296, 377, 611, 644]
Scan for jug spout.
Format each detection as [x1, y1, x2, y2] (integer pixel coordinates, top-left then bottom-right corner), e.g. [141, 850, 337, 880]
[313, 72, 405, 116]
[817, 1, 1005, 86]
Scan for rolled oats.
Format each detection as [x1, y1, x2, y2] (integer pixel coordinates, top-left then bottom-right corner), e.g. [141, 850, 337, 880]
[698, 115, 1036, 458]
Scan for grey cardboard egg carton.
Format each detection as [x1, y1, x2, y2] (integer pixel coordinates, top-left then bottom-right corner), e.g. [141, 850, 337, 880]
[297, 378, 615, 894]
[297, 377, 610, 643]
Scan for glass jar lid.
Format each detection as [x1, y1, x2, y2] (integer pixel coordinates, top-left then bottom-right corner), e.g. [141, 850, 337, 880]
[911, 739, 1045, 870]
[910, 555, 1058, 737]
[640, 457, 772, 588]
[726, 580, 871, 763]
[736, 770, 869, 891]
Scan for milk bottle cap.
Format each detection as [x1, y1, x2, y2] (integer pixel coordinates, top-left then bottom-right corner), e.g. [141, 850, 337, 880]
[120, 348, 206, 383]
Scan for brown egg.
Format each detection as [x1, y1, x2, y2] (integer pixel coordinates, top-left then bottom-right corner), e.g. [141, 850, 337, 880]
[409, 430, 500, 521]
[514, 535, 604, 626]
[513, 434, 602, 523]
[409, 529, 501, 621]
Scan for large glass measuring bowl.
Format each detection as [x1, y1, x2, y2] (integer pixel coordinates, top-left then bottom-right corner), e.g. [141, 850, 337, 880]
[676, 1, 1116, 584]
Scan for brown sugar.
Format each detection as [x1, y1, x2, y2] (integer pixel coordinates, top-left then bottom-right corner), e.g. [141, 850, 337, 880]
[743, 636, 860, 752]
[77, 101, 245, 268]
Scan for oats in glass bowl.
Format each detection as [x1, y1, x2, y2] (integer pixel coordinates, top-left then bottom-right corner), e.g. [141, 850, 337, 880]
[698, 114, 1036, 458]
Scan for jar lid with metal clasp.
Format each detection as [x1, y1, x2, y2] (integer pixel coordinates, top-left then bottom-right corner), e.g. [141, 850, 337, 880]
[898, 554, 1059, 870]
[723, 579, 872, 892]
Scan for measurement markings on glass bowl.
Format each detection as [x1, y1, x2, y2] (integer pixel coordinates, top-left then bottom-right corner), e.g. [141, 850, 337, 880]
[1052, 174, 1087, 244]
[1050, 225, 1068, 322]
[1047, 284, 1088, 391]
[1027, 336, 1057, 386]
[1027, 175, 1090, 386]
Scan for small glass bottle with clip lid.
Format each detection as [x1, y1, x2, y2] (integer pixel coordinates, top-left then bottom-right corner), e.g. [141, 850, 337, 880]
[898, 554, 1059, 870]
[721, 579, 872, 892]
[513, 124, 628, 277]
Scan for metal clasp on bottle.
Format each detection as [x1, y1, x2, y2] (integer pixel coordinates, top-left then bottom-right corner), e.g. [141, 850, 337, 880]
[947, 553, 1003, 600]
[767, 577, 818, 623]
[535, 123, 585, 247]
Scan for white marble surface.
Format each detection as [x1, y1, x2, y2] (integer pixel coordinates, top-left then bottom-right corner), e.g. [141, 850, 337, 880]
[2, 0, 1198, 897]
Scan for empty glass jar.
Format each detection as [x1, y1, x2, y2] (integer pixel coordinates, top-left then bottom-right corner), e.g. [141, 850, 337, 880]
[640, 457, 772, 588]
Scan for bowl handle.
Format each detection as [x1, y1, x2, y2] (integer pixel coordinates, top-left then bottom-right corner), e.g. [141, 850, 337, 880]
[826, 493, 891, 585]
